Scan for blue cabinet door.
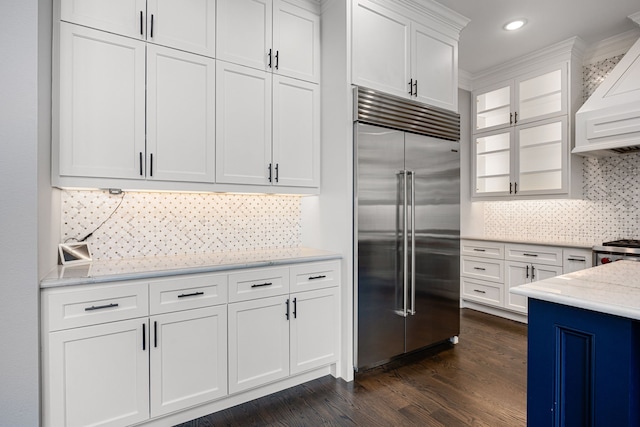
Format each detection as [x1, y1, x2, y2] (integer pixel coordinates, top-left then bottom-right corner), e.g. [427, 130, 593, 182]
[527, 299, 640, 427]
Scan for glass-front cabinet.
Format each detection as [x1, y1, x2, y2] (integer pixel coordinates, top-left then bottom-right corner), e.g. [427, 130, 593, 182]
[471, 60, 575, 199]
[473, 63, 567, 133]
[473, 117, 568, 198]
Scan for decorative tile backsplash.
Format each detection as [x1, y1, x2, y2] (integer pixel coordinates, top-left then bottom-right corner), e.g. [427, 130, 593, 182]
[484, 154, 640, 243]
[483, 54, 639, 245]
[61, 191, 302, 261]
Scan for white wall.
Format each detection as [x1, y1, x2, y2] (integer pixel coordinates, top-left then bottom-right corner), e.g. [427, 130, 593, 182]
[302, 0, 354, 381]
[0, 1, 53, 425]
[458, 88, 485, 237]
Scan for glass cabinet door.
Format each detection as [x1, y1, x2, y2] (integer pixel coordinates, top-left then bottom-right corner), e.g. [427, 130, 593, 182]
[516, 64, 567, 124]
[474, 84, 512, 132]
[473, 131, 512, 196]
[516, 117, 567, 194]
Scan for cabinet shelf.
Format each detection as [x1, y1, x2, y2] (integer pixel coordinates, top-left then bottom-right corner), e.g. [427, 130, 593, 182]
[519, 167, 562, 176]
[477, 147, 510, 156]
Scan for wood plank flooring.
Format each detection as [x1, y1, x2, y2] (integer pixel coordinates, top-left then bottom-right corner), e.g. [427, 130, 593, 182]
[177, 308, 527, 426]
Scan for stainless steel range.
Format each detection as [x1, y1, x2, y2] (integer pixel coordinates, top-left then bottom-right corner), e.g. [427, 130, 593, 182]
[592, 240, 640, 265]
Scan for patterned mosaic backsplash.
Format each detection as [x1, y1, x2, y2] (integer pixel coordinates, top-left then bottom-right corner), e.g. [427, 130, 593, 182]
[582, 54, 624, 102]
[484, 153, 640, 243]
[484, 54, 639, 244]
[61, 191, 302, 260]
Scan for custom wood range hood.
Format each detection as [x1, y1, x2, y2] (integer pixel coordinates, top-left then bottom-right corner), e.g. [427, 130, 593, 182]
[573, 12, 640, 156]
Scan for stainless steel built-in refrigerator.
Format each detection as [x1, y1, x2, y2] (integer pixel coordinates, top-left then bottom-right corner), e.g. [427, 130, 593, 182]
[354, 87, 461, 370]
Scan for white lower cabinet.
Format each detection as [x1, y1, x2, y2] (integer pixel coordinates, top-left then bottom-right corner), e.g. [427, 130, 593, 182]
[42, 259, 341, 426]
[46, 319, 150, 427]
[461, 239, 591, 318]
[228, 295, 290, 394]
[290, 287, 339, 375]
[505, 261, 563, 313]
[150, 305, 228, 417]
[228, 286, 339, 394]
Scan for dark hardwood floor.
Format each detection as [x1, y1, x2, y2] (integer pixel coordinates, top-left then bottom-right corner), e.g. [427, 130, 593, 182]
[177, 308, 527, 426]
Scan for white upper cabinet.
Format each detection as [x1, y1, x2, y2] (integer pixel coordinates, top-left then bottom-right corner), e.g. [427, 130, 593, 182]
[473, 116, 568, 198]
[352, 0, 460, 112]
[411, 21, 458, 111]
[146, 45, 216, 183]
[217, 0, 320, 83]
[273, 1, 321, 83]
[215, 61, 272, 186]
[58, 23, 146, 180]
[58, 24, 216, 184]
[352, 0, 410, 98]
[217, 0, 272, 71]
[470, 38, 584, 200]
[60, 0, 216, 57]
[473, 63, 568, 133]
[272, 75, 320, 188]
[216, 62, 320, 188]
[60, 0, 147, 40]
[146, 0, 216, 57]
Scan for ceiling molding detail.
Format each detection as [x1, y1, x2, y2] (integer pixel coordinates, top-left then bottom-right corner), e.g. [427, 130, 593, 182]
[583, 29, 640, 65]
[629, 11, 640, 26]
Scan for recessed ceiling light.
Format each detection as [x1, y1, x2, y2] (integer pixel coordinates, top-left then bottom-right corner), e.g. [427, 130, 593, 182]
[504, 19, 526, 31]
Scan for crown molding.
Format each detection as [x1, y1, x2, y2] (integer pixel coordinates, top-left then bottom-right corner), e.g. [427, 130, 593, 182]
[629, 11, 640, 26]
[583, 29, 640, 64]
[458, 69, 472, 91]
[471, 37, 586, 89]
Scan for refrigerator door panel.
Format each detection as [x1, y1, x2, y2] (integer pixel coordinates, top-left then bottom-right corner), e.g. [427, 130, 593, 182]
[355, 123, 407, 369]
[404, 133, 460, 352]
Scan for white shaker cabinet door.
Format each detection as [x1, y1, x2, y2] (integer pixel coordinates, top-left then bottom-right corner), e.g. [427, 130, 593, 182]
[272, 76, 320, 188]
[60, 0, 147, 40]
[290, 287, 339, 375]
[228, 296, 290, 394]
[352, 0, 411, 98]
[45, 319, 149, 427]
[150, 306, 228, 417]
[147, 45, 216, 183]
[216, 62, 272, 185]
[273, 0, 320, 83]
[146, 0, 216, 58]
[504, 262, 529, 314]
[411, 21, 458, 111]
[217, 0, 273, 71]
[58, 23, 146, 180]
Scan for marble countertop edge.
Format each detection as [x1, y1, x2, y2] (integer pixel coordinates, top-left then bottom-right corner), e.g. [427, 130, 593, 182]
[510, 261, 640, 320]
[41, 247, 342, 289]
[461, 236, 595, 249]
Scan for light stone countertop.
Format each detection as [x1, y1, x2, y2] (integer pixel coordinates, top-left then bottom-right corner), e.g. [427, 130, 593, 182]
[510, 261, 640, 320]
[461, 236, 595, 249]
[41, 247, 341, 289]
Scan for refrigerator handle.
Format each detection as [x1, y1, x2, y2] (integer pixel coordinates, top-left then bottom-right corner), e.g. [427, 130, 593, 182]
[409, 170, 416, 315]
[402, 170, 408, 318]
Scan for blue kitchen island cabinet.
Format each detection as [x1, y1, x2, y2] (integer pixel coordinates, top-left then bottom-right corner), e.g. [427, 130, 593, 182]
[527, 298, 640, 427]
[510, 261, 640, 427]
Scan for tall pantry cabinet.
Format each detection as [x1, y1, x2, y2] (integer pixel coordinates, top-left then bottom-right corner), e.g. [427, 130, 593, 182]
[53, 0, 321, 193]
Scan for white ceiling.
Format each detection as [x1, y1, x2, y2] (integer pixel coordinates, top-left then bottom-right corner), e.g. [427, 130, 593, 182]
[434, 0, 640, 75]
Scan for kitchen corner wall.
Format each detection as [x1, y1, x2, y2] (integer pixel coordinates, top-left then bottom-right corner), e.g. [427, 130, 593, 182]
[61, 190, 302, 261]
[483, 54, 640, 244]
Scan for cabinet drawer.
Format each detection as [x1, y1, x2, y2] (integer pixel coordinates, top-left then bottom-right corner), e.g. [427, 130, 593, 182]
[461, 278, 503, 306]
[44, 282, 148, 332]
[228, 267, 290, 302]
[562, 248, 593, 274]
[149, 273, 227, 315]
[461, 240, 504, 259]
[505, 244, 562, 266]
[290, 260, 340, 292]
[461, 256, 504, 283]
